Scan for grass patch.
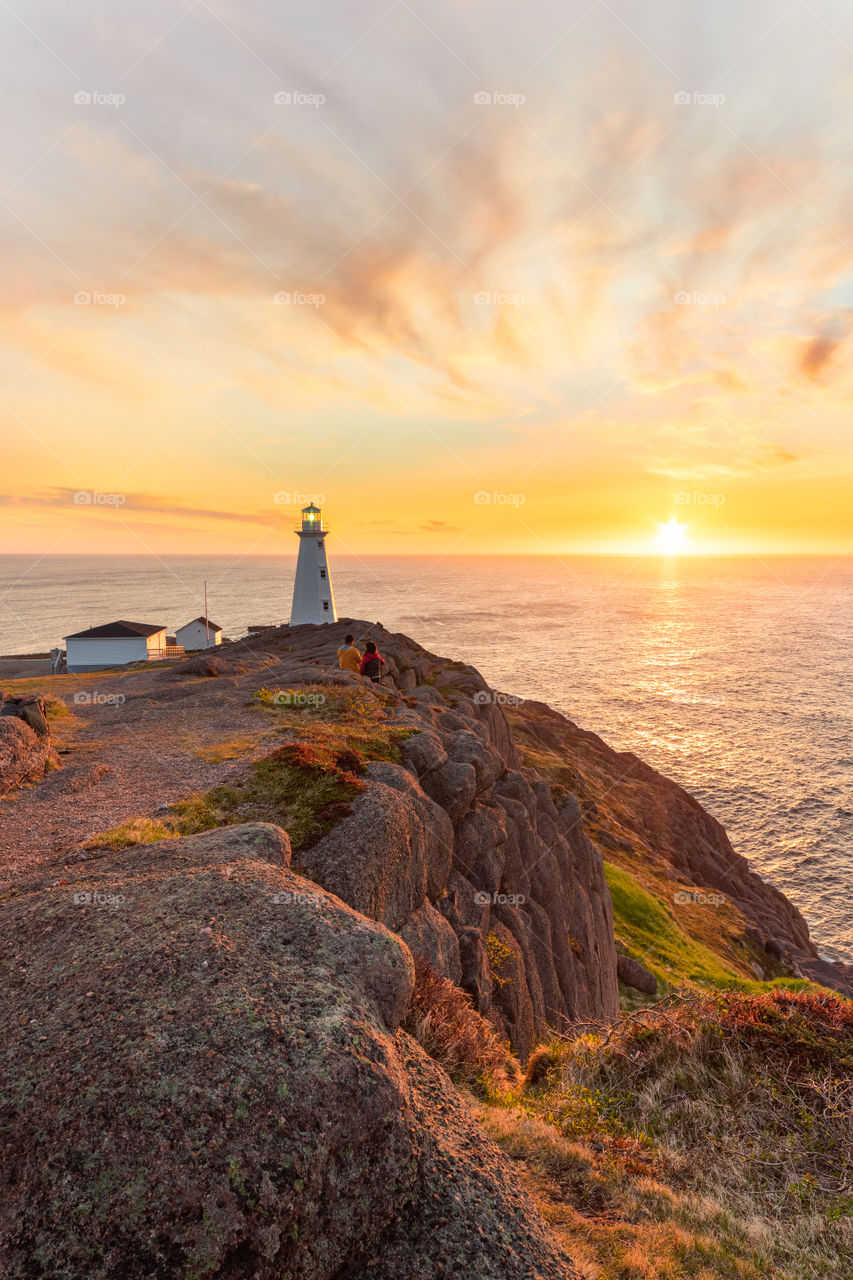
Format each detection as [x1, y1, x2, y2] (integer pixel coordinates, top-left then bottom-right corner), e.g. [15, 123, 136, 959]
[192, 733, 268, 763]
[251, 682, 415, 764]
[81, 794, 221, 850]
[82, 815, 176, 849]
[41, 695, 73, 720]
[81, 748, 363, 855]
[402, 956, 515, 1092]
[479, 988, 853, 1280]
[203, 741, 366, 850]
[604, 862, 744, 989]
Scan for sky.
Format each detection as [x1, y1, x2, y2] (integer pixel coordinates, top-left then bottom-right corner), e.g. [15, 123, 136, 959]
[1, 0, 853, 559]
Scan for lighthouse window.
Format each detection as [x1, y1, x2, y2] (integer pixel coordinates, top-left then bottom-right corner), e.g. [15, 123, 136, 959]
[322, 601, 330, 611]
[319, 568, 326, 579]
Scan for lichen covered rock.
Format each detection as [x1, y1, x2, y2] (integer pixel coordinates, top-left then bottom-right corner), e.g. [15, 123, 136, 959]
[0, 715, 51, 796]
[0, 823, 578, 1280]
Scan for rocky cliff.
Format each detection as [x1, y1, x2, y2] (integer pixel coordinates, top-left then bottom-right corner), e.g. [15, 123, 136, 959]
[222, 619, 851, 1004]
[506, 696, 853, 998]
[1, 619, 851, 1278]
[218, 621, 621, 1058]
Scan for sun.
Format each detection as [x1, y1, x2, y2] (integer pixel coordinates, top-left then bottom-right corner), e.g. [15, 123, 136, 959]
[653, 517, 690, 555]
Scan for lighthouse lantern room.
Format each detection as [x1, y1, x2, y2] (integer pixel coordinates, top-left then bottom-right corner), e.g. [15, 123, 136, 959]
[289, 503, 337, 625]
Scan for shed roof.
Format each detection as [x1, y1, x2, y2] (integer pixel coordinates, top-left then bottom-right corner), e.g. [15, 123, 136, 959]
[65, 620, 167, 640]
[179, 617, 223, 632]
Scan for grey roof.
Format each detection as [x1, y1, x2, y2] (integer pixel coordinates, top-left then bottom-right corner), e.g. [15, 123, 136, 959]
[180, 617, 223, 632]
[65, 620, 167, 640]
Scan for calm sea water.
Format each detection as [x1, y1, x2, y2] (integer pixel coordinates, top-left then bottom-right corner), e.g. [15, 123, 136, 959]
[1, 553, 851, 963]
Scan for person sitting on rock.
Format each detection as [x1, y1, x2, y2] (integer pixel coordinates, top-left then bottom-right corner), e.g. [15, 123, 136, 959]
[337, 634, 362, 674]
[359, 641, 385, 683]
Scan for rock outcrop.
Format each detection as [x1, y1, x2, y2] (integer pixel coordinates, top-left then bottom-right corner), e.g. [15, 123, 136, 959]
[0, 715, 52, 796]
[0, 823, 578, 1280]
[508, 697, 853, 1000]
[617, 954, 658, 995]
[281, 626, 621, 1058]
[227, 619, 853, 1004]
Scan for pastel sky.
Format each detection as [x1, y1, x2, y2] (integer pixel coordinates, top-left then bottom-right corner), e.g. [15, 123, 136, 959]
[2, 0, 853, 557]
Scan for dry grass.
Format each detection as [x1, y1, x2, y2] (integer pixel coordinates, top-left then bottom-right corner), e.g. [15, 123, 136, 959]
[478, 989, 853, 1280]
[402, 956, 518, 1092]
[80, 793, 221, 850]
[191, 732, 269, 763]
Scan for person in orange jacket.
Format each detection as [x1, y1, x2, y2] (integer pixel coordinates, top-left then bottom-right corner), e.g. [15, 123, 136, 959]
[337, 633, 362, 674]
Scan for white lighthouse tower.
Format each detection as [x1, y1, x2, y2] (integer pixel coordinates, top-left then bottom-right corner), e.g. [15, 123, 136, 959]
[289, 503, 337, 625]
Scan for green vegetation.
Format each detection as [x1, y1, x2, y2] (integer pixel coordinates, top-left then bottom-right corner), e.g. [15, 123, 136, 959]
[486, 931, 515, 988]
[203, 741, 365, 850]
[479, 989, 853, 1280]
[41, 695, 72, 721]
[85, 681, 415, 853]
[82, 793, 220, 850]
[604, 861, 745, 989]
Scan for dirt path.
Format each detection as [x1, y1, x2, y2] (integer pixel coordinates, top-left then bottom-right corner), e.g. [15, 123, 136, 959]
[0, 660, 281, 888]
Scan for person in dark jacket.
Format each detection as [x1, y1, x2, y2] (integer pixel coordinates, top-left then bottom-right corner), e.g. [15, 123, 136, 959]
[359, 641, 385, 683]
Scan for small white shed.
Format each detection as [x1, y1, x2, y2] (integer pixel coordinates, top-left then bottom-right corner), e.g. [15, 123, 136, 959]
[64, 620, 168, 673]
[175, 617, 223, 650]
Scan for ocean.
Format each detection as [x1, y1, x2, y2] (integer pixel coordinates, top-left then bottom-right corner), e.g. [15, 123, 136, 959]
[1, 552, 851, 963]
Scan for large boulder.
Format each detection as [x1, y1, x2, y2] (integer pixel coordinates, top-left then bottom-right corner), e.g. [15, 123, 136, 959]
[616, 954, 658, 995]
[298, 760, 454, 932]
[0, 823, 577, 1279]
[0, 694, 49, 738]
[399, 898, 463, 984]
[0, 716, 51, 795]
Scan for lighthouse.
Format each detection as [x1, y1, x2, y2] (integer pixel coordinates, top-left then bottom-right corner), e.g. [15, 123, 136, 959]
[289, 503, 337, 625]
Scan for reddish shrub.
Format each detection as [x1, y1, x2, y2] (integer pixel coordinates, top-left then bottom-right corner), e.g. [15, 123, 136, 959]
[402, 956, 511, 1089]
[269, 742, 323, 771]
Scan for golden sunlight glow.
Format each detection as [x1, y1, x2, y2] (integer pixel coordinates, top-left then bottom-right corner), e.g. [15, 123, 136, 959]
[653, 518, 690, 555]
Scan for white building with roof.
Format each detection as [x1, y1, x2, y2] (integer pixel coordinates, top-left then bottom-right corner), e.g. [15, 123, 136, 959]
[175, 617, 223, 650]
[64, 621, 169, 673]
